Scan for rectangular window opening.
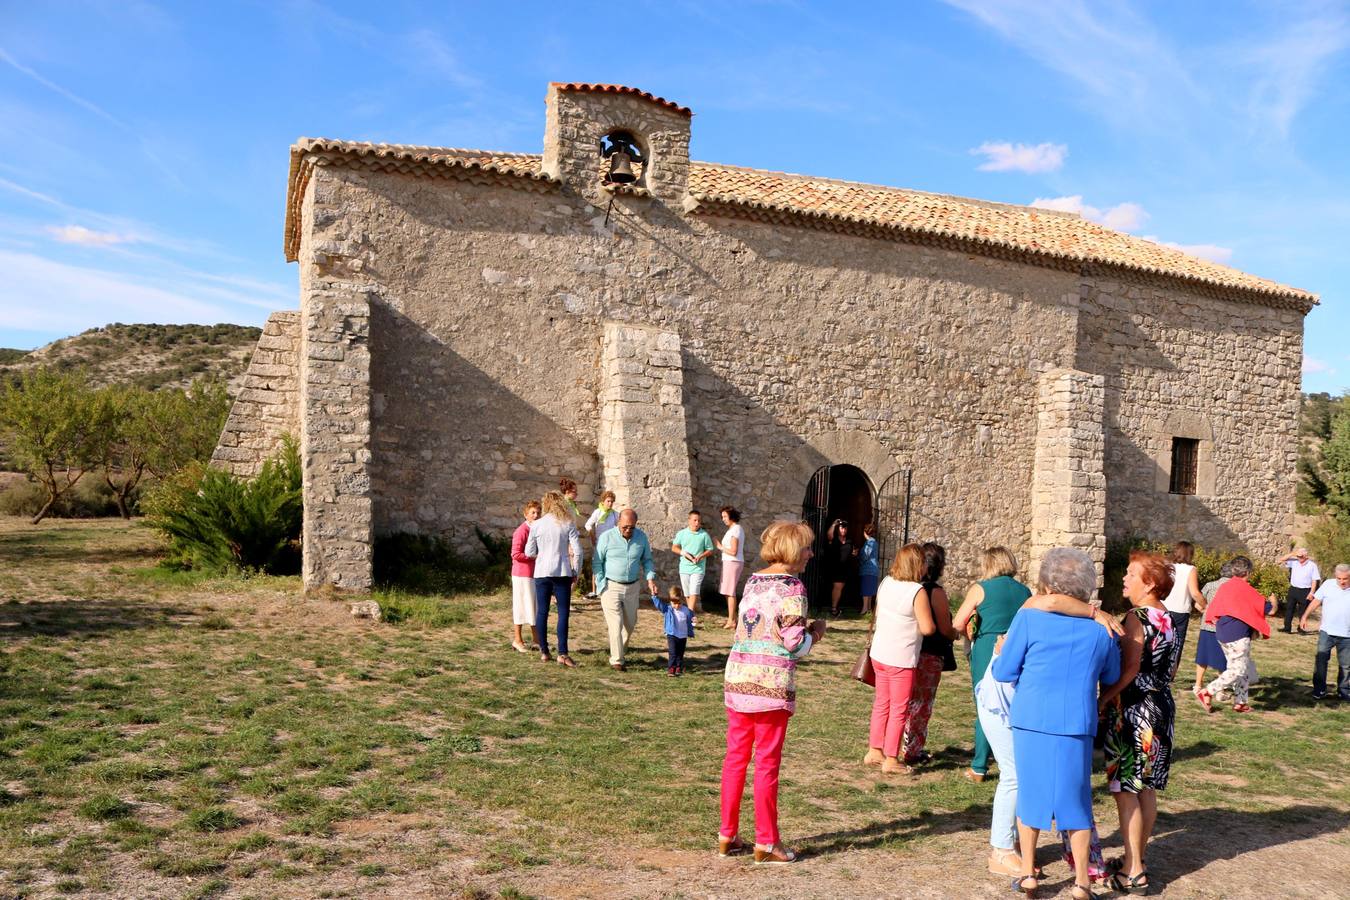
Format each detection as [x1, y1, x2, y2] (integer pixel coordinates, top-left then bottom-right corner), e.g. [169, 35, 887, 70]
[1169, 437, 1199, 495]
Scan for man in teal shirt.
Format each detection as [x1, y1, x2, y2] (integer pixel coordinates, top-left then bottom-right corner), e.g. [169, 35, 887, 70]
[672, 509, 716, 620]
[595, 508, 659, 672]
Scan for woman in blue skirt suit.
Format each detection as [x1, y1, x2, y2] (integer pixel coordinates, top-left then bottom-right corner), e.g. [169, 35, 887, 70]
[993, 548, 1120, 898]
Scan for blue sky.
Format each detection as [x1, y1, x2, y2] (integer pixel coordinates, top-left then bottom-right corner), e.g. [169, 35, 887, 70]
[2, 0, 1347, 391]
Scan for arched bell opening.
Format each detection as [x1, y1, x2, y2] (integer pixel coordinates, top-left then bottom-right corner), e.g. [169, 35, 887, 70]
[599, 129, 646, 186]
[800, 463, 876, 614]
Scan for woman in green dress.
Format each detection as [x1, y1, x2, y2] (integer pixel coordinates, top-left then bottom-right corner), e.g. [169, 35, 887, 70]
[953, 547, 1032, 782]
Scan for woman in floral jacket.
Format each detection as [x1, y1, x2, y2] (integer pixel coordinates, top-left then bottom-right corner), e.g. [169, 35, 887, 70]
[719, 520, 827, 865]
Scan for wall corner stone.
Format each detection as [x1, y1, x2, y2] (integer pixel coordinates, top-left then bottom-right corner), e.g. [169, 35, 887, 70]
[597, 321, 693, 584]
[1028, 367, 1107, 590]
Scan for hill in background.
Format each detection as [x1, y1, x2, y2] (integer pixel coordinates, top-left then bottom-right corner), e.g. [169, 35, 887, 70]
[0, 323, 262, 393]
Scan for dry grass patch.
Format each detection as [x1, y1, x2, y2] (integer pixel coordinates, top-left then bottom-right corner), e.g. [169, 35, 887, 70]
[0, 517, 1348, 898]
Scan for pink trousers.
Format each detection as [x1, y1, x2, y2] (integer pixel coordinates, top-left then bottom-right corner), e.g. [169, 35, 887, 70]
[720, 707, 790, 847]
[869, 660, 917, 758]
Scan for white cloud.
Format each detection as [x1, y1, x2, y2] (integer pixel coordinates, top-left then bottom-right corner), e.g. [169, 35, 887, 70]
[46, 225, 135, 246]
[1031, 195, 1150, 232]
[1304, 354, 1335, 375]
[943, 0, 1350, 141]
[0, 46, 123, 127]
[942, 0, 1199, 132]
[1243, 10, 1350, 137]
[1141, 235, 1234, 264]
[0, 249, 285, 335]
[972, 141, 1067, 173]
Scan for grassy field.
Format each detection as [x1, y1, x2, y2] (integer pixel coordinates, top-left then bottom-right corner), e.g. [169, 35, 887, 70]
[1, 518, 1348, 899]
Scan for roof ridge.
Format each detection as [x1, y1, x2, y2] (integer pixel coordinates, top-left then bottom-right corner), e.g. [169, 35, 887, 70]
[690, 160, 1082, 219]
[549, 82, 692, 116]
[294, 138, 541, 159]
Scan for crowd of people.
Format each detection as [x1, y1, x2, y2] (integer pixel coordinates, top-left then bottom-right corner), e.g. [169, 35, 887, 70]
[508, 478, 748, 673]
[504, 479, 1350, 890]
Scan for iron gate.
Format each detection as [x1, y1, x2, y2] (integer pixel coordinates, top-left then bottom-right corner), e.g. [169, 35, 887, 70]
[874, 468, 913, 578]
[800, 465, 831, 611]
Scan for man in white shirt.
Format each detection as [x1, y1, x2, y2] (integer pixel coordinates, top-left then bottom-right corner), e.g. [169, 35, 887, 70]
[1302, 563, 1350, 701]
[1278, 548, 1321, 634]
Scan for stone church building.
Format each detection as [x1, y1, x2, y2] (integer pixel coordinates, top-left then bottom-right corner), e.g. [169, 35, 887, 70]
[212, 82, 1316, 594]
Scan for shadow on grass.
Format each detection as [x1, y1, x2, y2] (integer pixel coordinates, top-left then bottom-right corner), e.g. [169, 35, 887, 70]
[1148, 804, 1350, 882]
[1250, 675, 1320, 709]
[799, 801, 991, 856]
[0, 598, 191, 640]
[906, 743, 977, 774]
[0, 530, 161, 565]
[1170, 739, 1222, 763]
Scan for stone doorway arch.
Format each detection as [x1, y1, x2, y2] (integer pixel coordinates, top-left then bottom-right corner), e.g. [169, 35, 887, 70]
[765, 428, 905, 523]
[762, 429, 903, 613]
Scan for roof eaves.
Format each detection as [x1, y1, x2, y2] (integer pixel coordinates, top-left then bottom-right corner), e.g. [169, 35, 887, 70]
[283, 140, 557, 261]
[687, 191, 1318, 312]
[550, 82, 692, 116]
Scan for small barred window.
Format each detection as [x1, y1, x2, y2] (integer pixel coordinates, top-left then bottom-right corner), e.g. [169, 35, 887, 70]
[1169, 438, 1199, 495]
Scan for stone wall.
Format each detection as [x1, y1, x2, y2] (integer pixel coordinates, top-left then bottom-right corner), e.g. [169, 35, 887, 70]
[597, 322, 693, 581]
[297, 172, 374, 592]
[248, 87, 1304, 593]
[542, 86, 690, 204]
[305, 162, 1082, 589]
[1075, 278, 1303, 558]
[211, 311, 300, 476]
[1027, 368, 1107, 588]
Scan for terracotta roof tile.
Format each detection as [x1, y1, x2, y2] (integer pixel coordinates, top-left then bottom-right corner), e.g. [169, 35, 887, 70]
[688, 163, 1314, 305]
[282, 139, 1314, 307]
[550, 83, 692, 116]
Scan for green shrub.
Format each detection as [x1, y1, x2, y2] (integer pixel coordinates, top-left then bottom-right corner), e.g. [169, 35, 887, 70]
[1103, 537, 1289, 611]
[143, 437, 301, 574]
[1304, 515, 1350, 573]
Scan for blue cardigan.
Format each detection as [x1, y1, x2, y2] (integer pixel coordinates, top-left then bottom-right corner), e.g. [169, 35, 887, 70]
[651, 595, 695, 638]
[991, 608, 1120, 737]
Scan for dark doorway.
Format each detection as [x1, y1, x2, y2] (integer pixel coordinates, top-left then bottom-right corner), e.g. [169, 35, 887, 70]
[801, 464, 876, 613]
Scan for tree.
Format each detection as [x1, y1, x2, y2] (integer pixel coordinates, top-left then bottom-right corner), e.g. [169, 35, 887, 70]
[145, 379, 230, 478]
[96, 385, 154, 519]
[1319, 410, 1350, 518]
[0, 369, 107, 523]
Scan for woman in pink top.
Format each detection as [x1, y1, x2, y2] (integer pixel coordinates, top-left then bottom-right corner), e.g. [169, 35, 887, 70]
[509, 500, 541, 653]
[720, 520, 828, 865]
[863, 543, 936, 775]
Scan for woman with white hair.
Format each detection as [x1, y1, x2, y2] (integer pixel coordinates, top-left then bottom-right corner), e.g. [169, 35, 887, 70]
[992, 548, 1122, 898]
[975, 548, 1122, 880]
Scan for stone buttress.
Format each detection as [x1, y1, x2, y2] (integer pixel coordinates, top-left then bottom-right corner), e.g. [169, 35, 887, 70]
[597, 322, 694, 583]
[1027, 367, 1107, 586]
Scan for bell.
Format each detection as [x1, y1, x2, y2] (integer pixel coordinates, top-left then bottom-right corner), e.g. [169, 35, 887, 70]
[607, 149, 637, 184]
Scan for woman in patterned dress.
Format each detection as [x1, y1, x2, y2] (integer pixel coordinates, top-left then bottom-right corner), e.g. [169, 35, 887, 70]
[1100, 551, 1177, 895]
[719, 520, 828, 864]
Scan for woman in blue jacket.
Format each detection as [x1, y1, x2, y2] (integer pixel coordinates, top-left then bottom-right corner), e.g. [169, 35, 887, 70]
[993, 548, 1121, 899]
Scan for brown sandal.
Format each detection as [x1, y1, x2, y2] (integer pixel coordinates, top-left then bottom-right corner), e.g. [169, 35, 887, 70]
[753, 843, 798, 864]
[717, 834, 747, 857]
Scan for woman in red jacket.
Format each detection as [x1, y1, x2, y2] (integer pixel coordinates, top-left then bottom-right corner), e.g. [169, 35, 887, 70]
[510, 500, 542, 653]
[1197, 555, 1271, 713]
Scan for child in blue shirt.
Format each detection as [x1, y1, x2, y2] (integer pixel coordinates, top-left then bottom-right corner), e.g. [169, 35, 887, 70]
[652, 586, 695, 676]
